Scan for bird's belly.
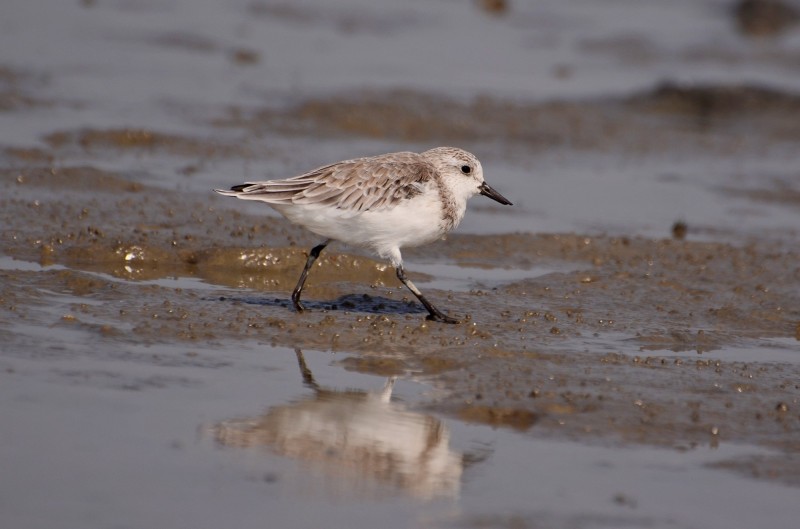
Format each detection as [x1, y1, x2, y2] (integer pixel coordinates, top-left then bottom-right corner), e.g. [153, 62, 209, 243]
[274, 199, 452, 257]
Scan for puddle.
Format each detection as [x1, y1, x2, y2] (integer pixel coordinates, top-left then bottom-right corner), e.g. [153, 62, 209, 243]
[2, 343, 798, 529]
[0, 253, 533, 305]
[0, 255, 67, 273]
[0, 255, 219, 292]
[633, 337, 800, 366]
[410, 261, 569, 292]
[569, 329, 800, 366]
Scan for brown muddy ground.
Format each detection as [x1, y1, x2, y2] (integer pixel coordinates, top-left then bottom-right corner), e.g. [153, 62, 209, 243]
[2, 91, 799, 489]
[5, 3, 800, 526]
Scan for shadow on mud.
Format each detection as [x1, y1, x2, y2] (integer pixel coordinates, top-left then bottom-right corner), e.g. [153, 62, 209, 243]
[214, 293, 428, 316]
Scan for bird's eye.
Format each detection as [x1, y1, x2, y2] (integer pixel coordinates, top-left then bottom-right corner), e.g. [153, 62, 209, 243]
[460, 165, 471, 174]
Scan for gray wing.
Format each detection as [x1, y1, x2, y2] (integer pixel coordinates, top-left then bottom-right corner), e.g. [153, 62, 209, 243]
[215, 152, 435, 213]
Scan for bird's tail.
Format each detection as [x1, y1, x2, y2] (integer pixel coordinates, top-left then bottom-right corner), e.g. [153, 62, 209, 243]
[213, 184, 251, 197]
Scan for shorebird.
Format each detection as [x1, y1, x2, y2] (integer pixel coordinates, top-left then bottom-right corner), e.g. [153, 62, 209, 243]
[215, 147, 512, 323]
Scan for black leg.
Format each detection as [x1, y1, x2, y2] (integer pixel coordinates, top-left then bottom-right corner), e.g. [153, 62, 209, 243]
[291, 241, 329, 312]
[395, 265, 460, 324]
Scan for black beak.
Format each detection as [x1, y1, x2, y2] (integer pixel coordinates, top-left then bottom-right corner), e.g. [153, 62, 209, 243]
[479, 182, 513, 206]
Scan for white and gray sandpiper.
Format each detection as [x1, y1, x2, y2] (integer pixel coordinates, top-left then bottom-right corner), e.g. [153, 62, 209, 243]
[215, 146, 512, 323]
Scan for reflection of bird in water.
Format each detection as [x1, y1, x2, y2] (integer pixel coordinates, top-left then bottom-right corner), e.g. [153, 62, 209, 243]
[212, 349, 463, 500]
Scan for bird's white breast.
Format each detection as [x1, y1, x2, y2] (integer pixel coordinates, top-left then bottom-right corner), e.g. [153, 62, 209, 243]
[272, 190, 466, 260]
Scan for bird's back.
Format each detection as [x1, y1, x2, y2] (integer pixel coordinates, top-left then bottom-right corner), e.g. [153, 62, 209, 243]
[214, 151, 438, 217]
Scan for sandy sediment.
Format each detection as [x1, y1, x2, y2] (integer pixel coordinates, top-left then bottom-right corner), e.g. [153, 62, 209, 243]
[2, 158, 798, 478]
[1, 76, 800, 490]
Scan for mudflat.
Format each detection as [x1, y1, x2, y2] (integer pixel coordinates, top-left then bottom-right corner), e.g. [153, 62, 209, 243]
[2, 1, 799, 528]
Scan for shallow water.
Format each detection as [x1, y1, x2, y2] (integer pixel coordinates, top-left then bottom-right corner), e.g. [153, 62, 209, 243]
[2, 343, 797, 529]
[2, 1, 800, 528]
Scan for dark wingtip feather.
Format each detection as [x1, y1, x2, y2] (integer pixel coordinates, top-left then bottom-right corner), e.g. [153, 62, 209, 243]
[230, 184, 249, 192]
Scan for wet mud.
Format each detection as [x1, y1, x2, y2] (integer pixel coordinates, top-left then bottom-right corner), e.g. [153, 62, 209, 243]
[2, 155, 798, 459]
[2, 3, 800, 523]
[215, 83, 800, 151]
